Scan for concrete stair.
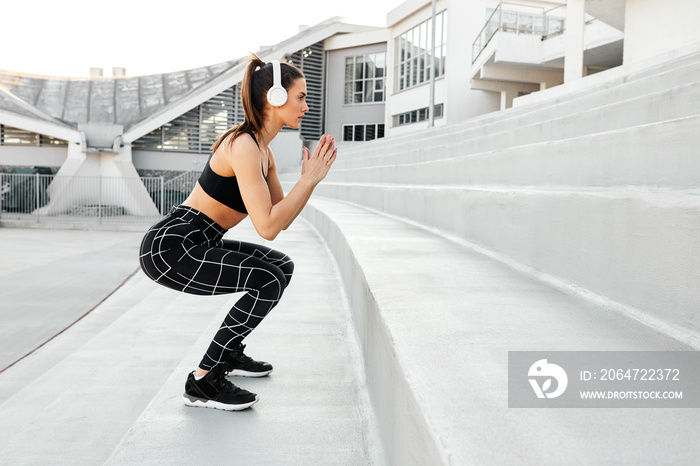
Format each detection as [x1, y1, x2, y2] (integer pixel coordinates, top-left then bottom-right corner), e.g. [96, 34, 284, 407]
[331, 50, 700, 169]
[282, 50, 700, 351]
[275, 49, 700, 463]
[299, 197, 699, 465]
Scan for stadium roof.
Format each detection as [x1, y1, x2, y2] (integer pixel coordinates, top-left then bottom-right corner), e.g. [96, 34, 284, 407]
[0, 17, 379, 147]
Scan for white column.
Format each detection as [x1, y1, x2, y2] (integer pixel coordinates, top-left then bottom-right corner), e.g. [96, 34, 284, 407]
[564, 0, 586, 83]
[39, 137, 159, 216]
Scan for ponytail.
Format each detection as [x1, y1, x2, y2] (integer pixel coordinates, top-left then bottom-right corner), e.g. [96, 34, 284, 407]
[210, 53, 304, 153]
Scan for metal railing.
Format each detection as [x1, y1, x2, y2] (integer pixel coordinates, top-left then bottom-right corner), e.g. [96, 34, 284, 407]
[472, 2, 567, 63]
[0, 173, 184, 225]
[163, 167, 202, 199]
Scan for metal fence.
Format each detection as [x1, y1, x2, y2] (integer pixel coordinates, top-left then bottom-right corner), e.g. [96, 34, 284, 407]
[0, 172, 198, 226]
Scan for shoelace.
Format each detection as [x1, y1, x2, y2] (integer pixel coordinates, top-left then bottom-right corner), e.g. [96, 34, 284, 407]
[210, 370, 236, 391]
[234, 343, 253, 362]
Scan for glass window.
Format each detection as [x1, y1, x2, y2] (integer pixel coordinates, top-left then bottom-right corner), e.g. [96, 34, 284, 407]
[343, 125, 354, 141]
[366, 125, 376, 141]
[344, 52, 387, 105]
[341, 123, 386, 142]
[395, 10, 447, 93]
[393, 104, 445, 127]
[354, 126, 365, 141]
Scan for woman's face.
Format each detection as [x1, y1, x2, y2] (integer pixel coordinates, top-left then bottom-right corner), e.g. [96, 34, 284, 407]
[276, 78, 309, 129]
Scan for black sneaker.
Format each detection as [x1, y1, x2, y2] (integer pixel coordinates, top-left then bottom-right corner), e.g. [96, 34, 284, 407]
[182, 370, 258, 411]
[222, 343, 273, 378]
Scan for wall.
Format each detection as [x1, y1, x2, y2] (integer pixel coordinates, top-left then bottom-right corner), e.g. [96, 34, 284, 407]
[386, 0, 500, 135]
[325, 43, 387, 141]
[132, 150, 210, 172]
[624, 0, 700, 66]
[445, 0, 501, 122]
[132, 131, 303, 175]
[271, 131, 304, 173]
[0, 145, 67, 168]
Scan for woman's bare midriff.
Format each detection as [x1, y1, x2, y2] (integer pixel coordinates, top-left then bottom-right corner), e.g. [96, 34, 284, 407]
[182, 183, 248, 230]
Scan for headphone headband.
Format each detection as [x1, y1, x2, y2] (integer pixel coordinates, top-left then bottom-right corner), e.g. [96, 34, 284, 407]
[267, 59, 288, 107]
[271, 60, 282, 88]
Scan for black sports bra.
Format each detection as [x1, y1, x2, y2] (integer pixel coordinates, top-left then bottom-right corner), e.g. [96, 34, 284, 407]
[198, 132, 269, 214]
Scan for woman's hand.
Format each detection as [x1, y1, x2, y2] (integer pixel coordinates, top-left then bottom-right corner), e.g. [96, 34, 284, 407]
[301, 133, 337, 184]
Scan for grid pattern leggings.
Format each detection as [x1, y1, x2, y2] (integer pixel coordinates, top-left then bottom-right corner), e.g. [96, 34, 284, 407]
[139, 205, 294, 370]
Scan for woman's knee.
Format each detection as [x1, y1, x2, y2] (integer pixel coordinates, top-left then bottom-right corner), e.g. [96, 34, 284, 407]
[254, 265, 287, 300]
[281, 257, 294, 287]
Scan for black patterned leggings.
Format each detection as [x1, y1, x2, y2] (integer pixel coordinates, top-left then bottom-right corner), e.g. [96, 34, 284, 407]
[139, 205, 294, 370]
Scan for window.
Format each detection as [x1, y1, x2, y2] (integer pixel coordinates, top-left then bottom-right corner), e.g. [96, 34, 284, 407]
[344, 53, 386, 104]
[134, 85, 240, 153]
[0, 125, 67, 146]
[392, 104, 444, 127]
[342, 123, 385, 142]
[396, 10, 447, 92]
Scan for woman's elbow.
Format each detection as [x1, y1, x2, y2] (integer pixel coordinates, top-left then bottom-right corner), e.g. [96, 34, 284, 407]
[256, 225, 279, 241]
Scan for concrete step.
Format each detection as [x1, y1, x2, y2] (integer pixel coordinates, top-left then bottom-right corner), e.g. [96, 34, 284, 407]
[324, 116, 700, 190]
[105, 218, 383, 465]
[301, 197, 700, 465]
[309, 184, 700, 350]
[0, 271, 221, 464]
[0, 220, 383, 465]
[331, 78, 700, 171]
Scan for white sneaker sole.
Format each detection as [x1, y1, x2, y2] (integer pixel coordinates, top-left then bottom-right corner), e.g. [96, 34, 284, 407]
[227, 368, 273, 378]
[182, 394, 259, 411]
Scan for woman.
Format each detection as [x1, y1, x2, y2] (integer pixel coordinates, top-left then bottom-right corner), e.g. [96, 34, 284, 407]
[139, 54, 337, 411]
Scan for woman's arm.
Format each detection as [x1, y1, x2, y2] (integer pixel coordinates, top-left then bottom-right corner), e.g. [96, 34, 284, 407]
[266, 149, 285, 207]
[266, 146, 319, 230]
[231, 134, 336, 240]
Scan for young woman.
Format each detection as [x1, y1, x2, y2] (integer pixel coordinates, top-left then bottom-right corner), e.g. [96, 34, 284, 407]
[139, 54, 337, 411]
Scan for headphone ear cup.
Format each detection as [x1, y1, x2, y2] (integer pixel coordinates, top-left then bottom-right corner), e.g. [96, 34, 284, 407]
[267, 59, 288, 107]
[267, 86, 288, 107]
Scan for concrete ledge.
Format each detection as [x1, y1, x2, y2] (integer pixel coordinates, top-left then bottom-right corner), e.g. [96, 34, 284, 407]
[311, 184, 700, 349]
[325, 116, 700, 190]
[302, 198, 700, 465]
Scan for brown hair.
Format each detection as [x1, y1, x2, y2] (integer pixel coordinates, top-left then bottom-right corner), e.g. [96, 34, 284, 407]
[210, 53, 304, 152]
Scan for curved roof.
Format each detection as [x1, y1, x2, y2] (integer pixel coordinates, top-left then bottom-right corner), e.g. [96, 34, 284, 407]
[0, 17, 381, 146]
[0, 59, 243, 132]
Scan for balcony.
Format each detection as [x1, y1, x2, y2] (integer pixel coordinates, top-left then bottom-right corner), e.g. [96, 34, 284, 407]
[470, 2, 624, 109]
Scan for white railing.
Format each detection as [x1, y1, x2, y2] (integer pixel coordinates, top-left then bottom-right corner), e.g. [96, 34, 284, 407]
[472, 2, 567, 63]
[0, 173, 182, 225]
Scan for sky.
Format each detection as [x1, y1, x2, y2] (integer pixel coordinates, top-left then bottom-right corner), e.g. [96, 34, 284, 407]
[0, 0, 404, 78]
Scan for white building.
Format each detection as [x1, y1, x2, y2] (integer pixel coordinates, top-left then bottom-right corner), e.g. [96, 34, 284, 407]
[1, 0, 700, 216]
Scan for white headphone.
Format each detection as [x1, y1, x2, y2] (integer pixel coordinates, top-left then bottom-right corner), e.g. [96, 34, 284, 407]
[266, 60, 288, 107]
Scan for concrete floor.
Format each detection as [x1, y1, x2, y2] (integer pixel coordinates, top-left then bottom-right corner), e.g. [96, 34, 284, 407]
[0, 220, 384, 465]
[0, 228, 143, 375]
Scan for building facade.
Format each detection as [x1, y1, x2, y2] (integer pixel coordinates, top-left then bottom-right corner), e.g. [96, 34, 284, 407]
[2, 0, 700, 215]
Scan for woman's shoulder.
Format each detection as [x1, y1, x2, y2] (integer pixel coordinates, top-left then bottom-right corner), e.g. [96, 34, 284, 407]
[209, 132, 257, 173]
[217, 132, 259, 158]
